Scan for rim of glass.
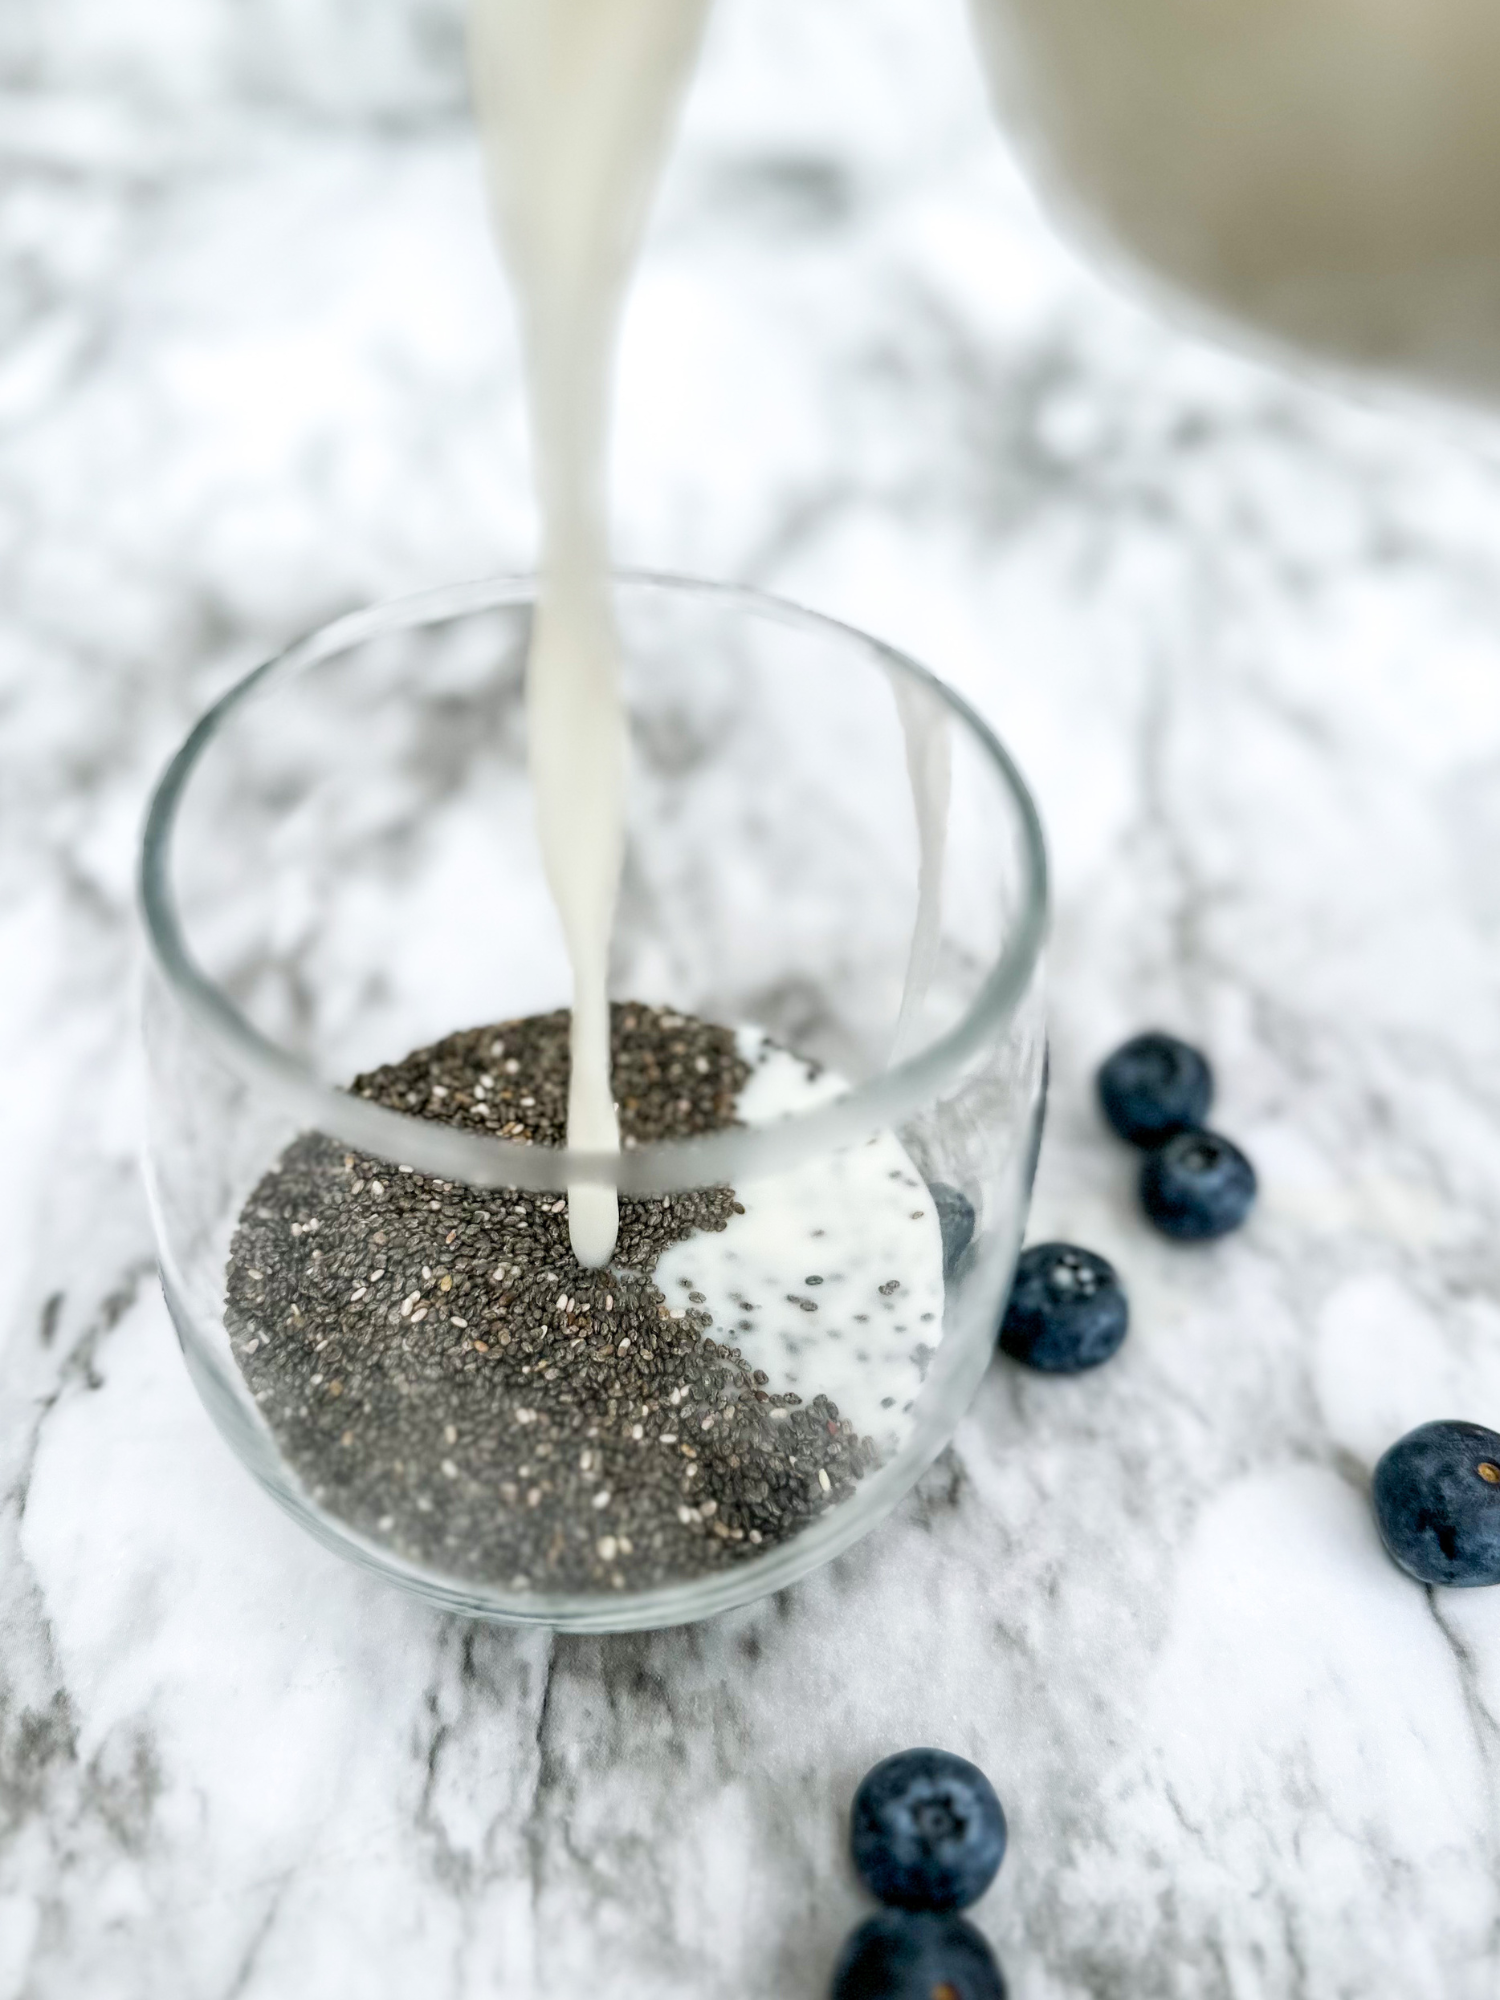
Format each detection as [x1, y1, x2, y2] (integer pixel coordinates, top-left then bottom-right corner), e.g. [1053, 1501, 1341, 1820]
[139, 570, 1048, 1196]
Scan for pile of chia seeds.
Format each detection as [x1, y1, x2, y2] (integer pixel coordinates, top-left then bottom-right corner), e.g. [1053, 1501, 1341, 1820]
[225, 1003, 877, 1595]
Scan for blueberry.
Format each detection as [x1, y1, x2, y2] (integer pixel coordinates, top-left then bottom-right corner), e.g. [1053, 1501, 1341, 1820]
[851, 1749, 1006, 1911]
[929, 1184, 976, 1279]
[1098, 1032, 1213, 1148]
[999, 1243, 1128, 1373]
[830, 1911, 1006, 2000]
[1372, 1420, 1500, 1587]
[1140, 1128, 1256, 1240]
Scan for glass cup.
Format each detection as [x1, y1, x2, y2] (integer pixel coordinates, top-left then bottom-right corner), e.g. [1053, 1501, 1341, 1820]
[139, 573, 1047, 1631]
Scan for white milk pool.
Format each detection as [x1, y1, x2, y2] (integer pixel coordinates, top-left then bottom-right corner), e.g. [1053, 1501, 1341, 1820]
[655, 1031, 946, 1457]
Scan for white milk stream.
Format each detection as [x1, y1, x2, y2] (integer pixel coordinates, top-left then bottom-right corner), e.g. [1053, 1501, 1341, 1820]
[468, 4, 952, 1458]
[469, 0, 711, 1267]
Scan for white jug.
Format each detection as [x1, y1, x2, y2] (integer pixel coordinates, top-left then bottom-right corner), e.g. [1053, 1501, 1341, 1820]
[969, 0, 1500, 404]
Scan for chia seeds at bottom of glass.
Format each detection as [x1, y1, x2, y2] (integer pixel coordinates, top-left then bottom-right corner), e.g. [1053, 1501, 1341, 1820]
[224, 1003, 879, 1595]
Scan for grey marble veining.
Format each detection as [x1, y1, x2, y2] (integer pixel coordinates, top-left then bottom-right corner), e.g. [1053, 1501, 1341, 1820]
[6, 0, 1500, 1994]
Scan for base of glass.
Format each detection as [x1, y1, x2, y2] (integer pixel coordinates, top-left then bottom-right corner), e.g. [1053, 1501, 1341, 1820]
[161, 1259, 1005, 1632]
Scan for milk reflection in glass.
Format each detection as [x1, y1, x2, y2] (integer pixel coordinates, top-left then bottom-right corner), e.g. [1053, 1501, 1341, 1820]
[468, 0, 710, 1265]
[969, 0, 1500, 401]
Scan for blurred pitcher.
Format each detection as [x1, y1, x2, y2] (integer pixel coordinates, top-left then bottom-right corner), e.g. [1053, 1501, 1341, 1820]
[969, 0, 1500, 405]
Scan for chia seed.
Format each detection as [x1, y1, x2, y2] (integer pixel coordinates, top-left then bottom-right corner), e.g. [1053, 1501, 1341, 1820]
[225, 1004, 876, 1594]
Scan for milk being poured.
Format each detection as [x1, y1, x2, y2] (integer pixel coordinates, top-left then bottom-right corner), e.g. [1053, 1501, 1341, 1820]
[469, 0, 711, 1266]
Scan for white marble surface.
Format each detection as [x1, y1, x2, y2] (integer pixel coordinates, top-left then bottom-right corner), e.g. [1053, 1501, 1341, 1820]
[6, 1, 1500, 1993]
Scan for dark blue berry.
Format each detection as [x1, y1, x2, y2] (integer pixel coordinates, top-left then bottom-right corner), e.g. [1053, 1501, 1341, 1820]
[929, 1184, 976, 1279]
[1098, 1032, 1213, 1147]
[1140, 1128, 1256, 1240]
[999, 1243, 1128, 1373]
[1372, 1420, 1500, 1587]
[851, 1749, 1007, 1911]
[830, 1912, 1006, 2000]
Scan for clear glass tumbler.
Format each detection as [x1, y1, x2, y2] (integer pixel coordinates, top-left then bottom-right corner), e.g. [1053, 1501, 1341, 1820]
[139, 574, 1047, 1631]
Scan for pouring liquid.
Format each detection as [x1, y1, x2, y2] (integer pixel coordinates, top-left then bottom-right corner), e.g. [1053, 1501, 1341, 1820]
[469, 0, 711, 1265]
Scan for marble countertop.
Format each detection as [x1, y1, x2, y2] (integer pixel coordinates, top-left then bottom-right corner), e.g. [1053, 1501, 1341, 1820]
[7, 1, 1500, 1993]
